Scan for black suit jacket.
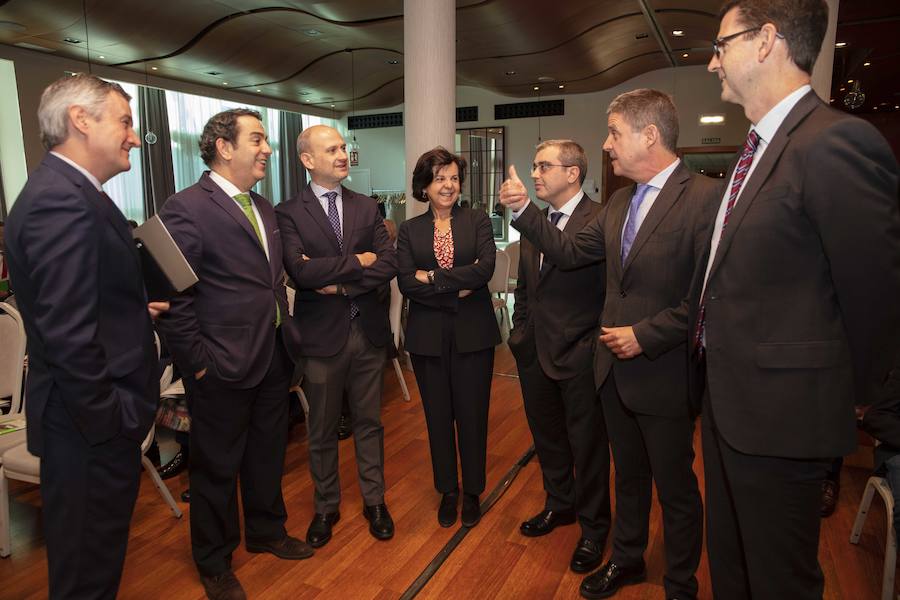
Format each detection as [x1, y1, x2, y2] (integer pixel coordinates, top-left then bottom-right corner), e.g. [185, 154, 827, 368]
[687, 91, 900, 458]
[156, 172, 300, 386]
[5, 154, 157, 455]
[275, 183, 397, 357]
[508, 194, 605, 380]
[513, 164, 721, 415]
[397, 205, 501, 357]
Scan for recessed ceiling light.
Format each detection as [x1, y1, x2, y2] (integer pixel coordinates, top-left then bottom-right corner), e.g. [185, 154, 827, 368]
[387, 59, 399, 65]
[330, 104, 335, 107]
[896, 105, 899, 109]
[537, 76, 555, 82]
[848, 79, 854, 83]
[151, 66, 158, 70]
[63, 37, 81, 44]
[863, 62, 871, 66]
[256, 89, 261, 92]
[505, 70, 516, 76]
[835, 42, 847, 48]
[874, 106, 878, 110]
[98, 55, 105, 59]
[672, 30, 685, 37]
[699, 114, 726, 124]
[222, 82, 228, 85]
[306, 99, 311, 102]
[533, 86, 539, 90]
[682, 53, 689, 58]
[303, 29, 321, 36]
[558, 84, 565, 89]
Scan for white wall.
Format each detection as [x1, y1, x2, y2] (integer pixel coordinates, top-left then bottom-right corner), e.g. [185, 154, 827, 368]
[345, 64, 749, 210]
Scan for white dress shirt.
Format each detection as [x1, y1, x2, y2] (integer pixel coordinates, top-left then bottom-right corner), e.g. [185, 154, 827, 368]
[311, 181, 344, 238]
[50, 151, 103, 192]
[620, 158, 681, 241]
[209, 170, 271, 261]
[701, 84, 811, 293]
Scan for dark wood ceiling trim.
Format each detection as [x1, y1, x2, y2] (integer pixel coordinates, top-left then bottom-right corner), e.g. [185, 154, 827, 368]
[492, 50, 665, 89]
[108, 6, 405, 68]
[457, 13, 640, 62]
[308, 76, 404, 107]
[637, 0, 676, 67]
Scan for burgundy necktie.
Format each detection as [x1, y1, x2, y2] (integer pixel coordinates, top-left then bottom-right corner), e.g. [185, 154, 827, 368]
[693, 129, 760, 356]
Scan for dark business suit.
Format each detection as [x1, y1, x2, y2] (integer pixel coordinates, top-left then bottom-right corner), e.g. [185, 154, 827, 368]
[157, 171, 299, 577]
[398, 205, 500, 495]
[276, 183, 397, 512]
[688, 91, 900, 599]
[514, 163, 720, 598]
[5, 154, 158, 598]
[508, 194, 610, 541]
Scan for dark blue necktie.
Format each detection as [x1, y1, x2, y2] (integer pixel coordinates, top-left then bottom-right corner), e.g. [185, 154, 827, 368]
[540, 211, 564, 277]
[323, 191, 358, 319]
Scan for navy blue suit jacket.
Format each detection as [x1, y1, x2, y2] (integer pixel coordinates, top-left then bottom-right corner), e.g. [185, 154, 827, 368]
[5, 154, 158, 455]
[156, 172, 300, 386]
[275, 183, 397, 358]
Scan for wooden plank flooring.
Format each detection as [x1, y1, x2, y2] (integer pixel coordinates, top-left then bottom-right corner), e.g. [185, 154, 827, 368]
[0, 345, 891, 599]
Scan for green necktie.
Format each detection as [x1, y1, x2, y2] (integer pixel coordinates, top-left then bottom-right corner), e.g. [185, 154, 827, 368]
[234, 193, 281, 327]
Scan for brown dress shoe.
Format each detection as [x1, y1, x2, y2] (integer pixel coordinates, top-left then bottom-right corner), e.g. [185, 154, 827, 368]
[200, 570, 246, 600]
[246, 535, 314, 559]
[820, 479, 839, 517]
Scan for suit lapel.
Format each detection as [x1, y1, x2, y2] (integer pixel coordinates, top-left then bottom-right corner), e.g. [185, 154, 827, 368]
[202, 175, 269, 260]
[706, 90, 820, 284]
[302, 185, 343, 254]
[623, 165, 689, 272]
[253, 193, 280, 280]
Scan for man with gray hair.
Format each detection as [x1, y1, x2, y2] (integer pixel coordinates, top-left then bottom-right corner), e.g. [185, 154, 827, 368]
[507, 139, 610, 574]
[4, 73, 167, 598]
[501, 88, 721, 599]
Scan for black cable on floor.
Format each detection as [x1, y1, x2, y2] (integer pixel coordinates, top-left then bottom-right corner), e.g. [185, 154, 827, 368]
[398, 444, 536, 600]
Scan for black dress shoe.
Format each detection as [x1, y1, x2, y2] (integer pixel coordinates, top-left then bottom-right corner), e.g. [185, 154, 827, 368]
[306, 512, 340, 548]
[519, 509, 576, 537]
[438, 491, 459, 527]
[820, 479, 839, 517]
[199, 570, 246, 600]
[461, 493, 481, 527]
[157, 449, 188, 480]
[570, 537, 604, 573]
[363, 503, 395, 540]
[580, 561, 646, 599]
[247, 535, 314, 560]
[337, 414, 352, 440]
[180, 488, 191, 503]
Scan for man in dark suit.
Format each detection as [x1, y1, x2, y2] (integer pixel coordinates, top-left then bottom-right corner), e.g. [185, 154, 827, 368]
[507, 140, 610, 574]
[157, 109, 311, 600]
[275, 125, 398, 547]
[692, 1, 900, 597]
[4, 73, 166, 599]
[503, 90, 719, 600]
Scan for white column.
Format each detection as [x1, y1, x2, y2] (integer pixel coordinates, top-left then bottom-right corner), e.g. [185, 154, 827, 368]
[403, 0, 456, 219]
[811, 0, 839, 101]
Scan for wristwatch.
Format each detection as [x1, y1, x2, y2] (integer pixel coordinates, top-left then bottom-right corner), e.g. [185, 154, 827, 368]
[427, 270, 436, 284]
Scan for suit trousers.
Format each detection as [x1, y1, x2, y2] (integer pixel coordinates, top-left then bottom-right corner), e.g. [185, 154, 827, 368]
[186, 335, 292, 577]
[518, 355, 611, 541]
[702, 383, 828, 600]
[40, 395, 142, 600]
[302, 318, 386, 512]
[601, 372, 702, 599]
[410, 313, 494, 496]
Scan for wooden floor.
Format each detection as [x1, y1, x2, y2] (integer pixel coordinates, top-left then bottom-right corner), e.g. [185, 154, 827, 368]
[0, 344, 892, 599]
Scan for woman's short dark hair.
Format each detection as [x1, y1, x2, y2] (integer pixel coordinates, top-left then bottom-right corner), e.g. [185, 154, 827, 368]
[198, 108, 262, 167]
[411, 147, 467, 203]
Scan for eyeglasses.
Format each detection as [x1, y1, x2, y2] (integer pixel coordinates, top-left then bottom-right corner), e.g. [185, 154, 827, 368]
[532, 162, 574, 173]
[712, 26, 762, 57]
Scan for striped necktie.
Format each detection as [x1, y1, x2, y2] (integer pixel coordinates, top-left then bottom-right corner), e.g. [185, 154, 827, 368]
[323, 191, 359, 319]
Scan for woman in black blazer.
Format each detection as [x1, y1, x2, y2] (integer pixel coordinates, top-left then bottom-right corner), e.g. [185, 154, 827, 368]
[397, 147, 501, 528]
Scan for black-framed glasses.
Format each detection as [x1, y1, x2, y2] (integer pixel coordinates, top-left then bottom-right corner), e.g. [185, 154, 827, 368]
[712, 26, 762, 57]
[532, 162, 574, 173]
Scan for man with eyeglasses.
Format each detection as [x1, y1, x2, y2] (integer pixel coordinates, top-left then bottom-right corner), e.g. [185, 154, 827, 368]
[501, 89, 721, 600]
[506, 140, 610, 575]
[693, 1, 900, 598]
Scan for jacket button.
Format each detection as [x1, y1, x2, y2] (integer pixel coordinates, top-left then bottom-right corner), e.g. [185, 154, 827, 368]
[619, 290, 627, 298]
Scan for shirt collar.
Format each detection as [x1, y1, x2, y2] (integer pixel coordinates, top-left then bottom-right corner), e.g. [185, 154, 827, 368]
[50, 151, 103, 192]
[311, 181, 342, 200]
[551, 189, 584, 217]
[646, 158, 681, 191]
[752, 84, 812, 144]
[208, 169, 244, 198]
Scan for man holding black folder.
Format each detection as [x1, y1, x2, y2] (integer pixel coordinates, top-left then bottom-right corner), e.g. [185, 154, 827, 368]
[156, 108, 309, 600]
[4, 73, 167, 599]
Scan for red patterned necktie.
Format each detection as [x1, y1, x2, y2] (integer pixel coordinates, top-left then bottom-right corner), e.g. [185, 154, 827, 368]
[693, 129, 760, 356]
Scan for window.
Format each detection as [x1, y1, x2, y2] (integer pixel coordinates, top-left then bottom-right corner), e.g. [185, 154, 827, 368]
[104, 81, 145, 223]
[165, 90, 284, 204]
